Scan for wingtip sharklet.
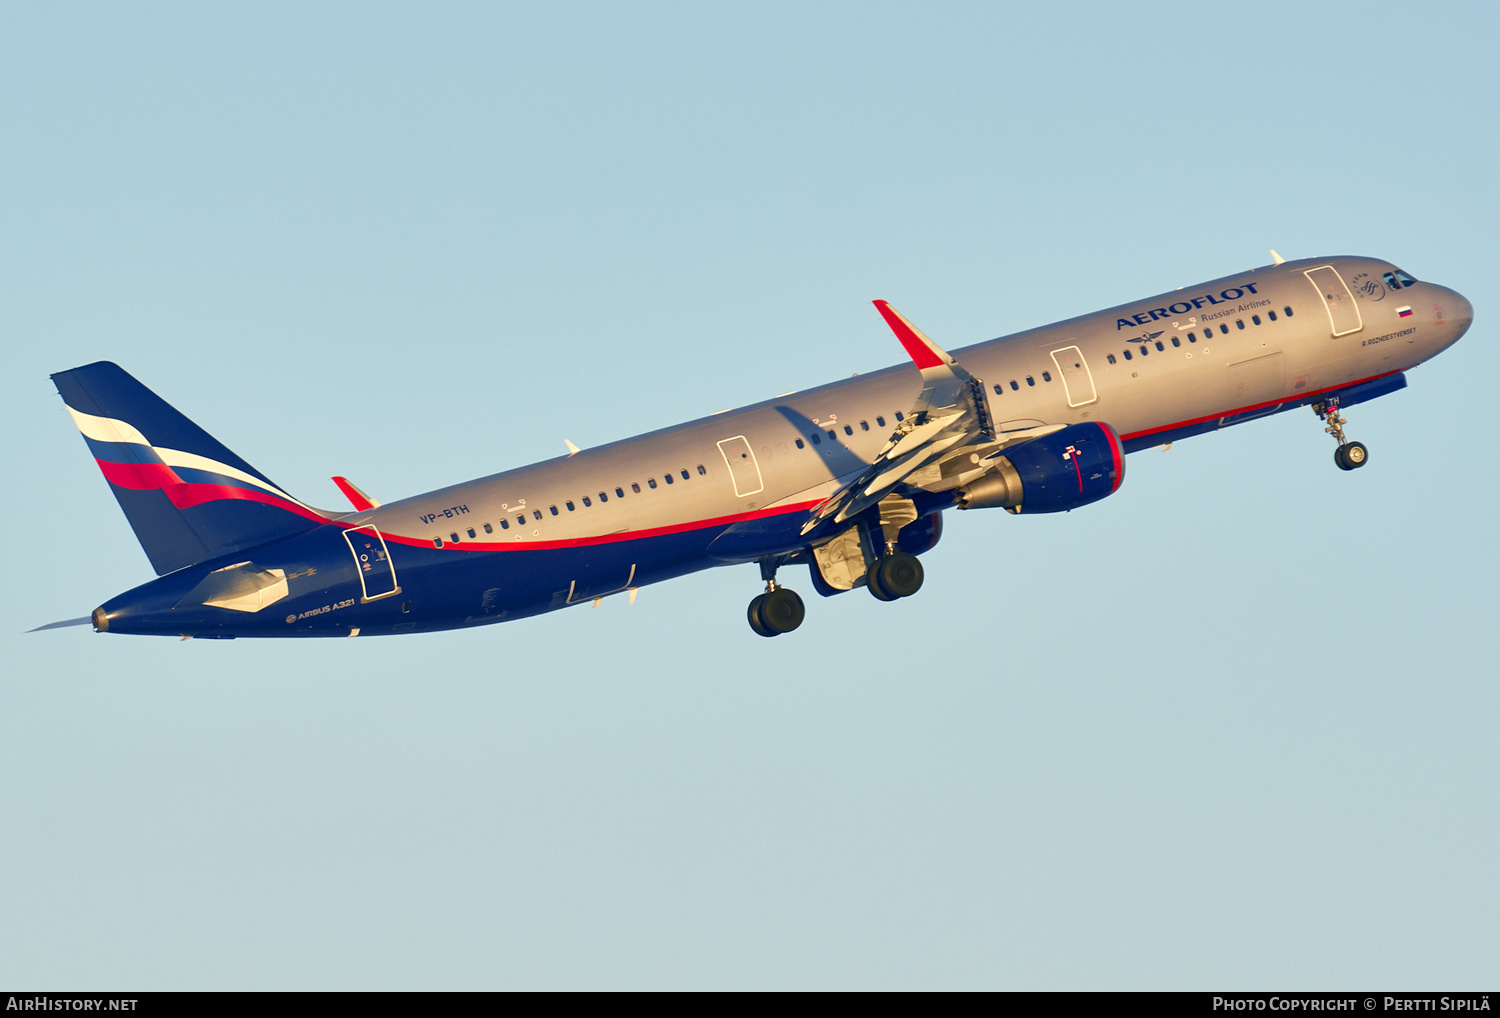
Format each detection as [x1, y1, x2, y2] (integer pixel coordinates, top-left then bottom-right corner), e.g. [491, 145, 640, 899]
[872, 300, 953, 371]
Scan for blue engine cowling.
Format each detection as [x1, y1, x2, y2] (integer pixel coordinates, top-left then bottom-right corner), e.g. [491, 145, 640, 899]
[958, 422, 1124, 514]
[896, 512, 943, 554]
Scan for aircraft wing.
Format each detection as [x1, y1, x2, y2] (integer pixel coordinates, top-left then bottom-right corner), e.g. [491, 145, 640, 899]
[801, 301, 1000, 535]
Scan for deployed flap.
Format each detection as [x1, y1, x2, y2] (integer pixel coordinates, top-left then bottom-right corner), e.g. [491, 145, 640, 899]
[802, 302, 996, 535]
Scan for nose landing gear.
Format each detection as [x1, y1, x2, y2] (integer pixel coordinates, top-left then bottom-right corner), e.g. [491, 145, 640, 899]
[1313, 397, 1369, 471]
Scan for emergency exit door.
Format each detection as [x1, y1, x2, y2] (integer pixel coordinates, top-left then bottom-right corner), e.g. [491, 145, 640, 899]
[1049, 345, 1098, 407]
[717, 435, 764, 497]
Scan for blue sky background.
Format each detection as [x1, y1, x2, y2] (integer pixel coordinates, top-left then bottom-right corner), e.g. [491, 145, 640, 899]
[3, 1, 1497, 989]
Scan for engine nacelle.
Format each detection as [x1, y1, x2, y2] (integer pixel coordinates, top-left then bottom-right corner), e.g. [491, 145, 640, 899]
[958, 422, 1124, 514]
[896, 512, 943, 555]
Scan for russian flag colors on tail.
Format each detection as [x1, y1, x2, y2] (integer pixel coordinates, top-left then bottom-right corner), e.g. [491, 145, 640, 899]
[52, 361, 330, 575]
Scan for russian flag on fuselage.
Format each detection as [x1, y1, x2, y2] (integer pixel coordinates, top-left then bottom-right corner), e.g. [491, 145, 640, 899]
[53, 361, 330, 575]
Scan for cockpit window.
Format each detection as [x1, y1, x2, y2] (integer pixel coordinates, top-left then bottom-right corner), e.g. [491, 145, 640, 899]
[1395, 268, 1417, 286]
[1383, 272, 1400, 290]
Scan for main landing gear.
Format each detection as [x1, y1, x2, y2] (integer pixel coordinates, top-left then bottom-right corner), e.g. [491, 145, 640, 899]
[747, 559, 805, 638]
[1313, 397, 1369, 471]
[866, 551, 924, 602]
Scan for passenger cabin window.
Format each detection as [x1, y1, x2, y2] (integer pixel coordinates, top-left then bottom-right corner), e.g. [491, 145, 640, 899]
[467, 528, 476, 539]
[516, 514, 525, 525]
[1009, 380, 1019, 391]
[1268, 310, 1277, 321]
[993, 384, 1004, 394]
[1220, 324, 1230, 334]
[795, 439, 805, 449]
[566, 501, 575, 511]
[1189, 333, 1197, 342]
[810, 433, 821, 445]
[826, 430, 836, 441]
[1154, 341, 1164, 351]
[844, 425, 853, 435]
[1171, 336, 1180, 347]
[648, 478, 658, 488]
[1283, 306, 1294, 317]
[1252, 315, 1261, 325]
[598, 492, 607, 502]
[860, 421, 870, 431]
[1123, 349, 1133, 360]
[895, 411, 905, 421]
[451, 532, 459, 543]
[876, 416, 886, 427]
[533, 509, 543, 520]
[665, 474, 674, 484]
[433, 538, 443, 548]
[1042, 371, 1052, 382]
[697, 465, 706, 475]
[1107, 353, 1117, 364]
[615, 487, 624, 498]
[1236, 319, 1245, 330]
[483, 523, 493, 534]
[632, 483, 641, 493]
[582, 496, 591, 506]
[681, 469, 690, 480]
[549, 506, 558, 516]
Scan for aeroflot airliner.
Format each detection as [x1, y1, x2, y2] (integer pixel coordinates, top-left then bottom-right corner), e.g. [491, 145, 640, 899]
[42, 254, 1471, 639]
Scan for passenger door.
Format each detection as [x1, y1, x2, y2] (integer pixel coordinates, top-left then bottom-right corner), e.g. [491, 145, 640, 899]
[1304, 266, 1364, 337]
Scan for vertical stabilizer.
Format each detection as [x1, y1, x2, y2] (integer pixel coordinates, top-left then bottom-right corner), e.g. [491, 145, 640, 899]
[52, 361, 329, 575]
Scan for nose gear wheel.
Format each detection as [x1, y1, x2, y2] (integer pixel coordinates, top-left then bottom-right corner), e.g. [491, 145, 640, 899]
[1313, 398, 1369, 471]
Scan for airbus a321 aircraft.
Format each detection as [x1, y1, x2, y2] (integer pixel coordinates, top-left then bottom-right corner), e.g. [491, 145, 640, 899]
[44, 254, 1471, 640]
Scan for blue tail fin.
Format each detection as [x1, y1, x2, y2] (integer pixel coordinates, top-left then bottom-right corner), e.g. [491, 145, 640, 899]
[52, 361, 331, 575]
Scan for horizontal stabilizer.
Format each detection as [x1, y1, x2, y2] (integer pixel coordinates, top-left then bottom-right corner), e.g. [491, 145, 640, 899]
[27, 616, 93, 633]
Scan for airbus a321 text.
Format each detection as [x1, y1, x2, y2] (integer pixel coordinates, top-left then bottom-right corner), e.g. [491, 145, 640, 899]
[40, 254, 1472, 640]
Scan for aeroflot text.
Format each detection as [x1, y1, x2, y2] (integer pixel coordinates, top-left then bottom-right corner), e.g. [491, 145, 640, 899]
[1117, 282, 1261, 329]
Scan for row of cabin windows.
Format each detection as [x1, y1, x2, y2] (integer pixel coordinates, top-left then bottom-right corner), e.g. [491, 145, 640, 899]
[992, 371, 1052, 395]
[434, 464, 708, 546]
[1104, 306, 1297, 365]
[794, 412, 904, 449]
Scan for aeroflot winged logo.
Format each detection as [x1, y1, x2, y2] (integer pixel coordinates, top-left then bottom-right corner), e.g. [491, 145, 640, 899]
[1116, 281, 1260, 329]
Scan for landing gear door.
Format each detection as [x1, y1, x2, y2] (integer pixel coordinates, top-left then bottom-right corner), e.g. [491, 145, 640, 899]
[1304, 266, 1364, 337]
[717, 435, 765, 497]
[1049, 345, 1098, 407]
[344, 525, 400, 602]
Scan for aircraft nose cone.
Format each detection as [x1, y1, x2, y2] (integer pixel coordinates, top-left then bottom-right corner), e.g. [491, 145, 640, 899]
[1448, 290, 1474, 336]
